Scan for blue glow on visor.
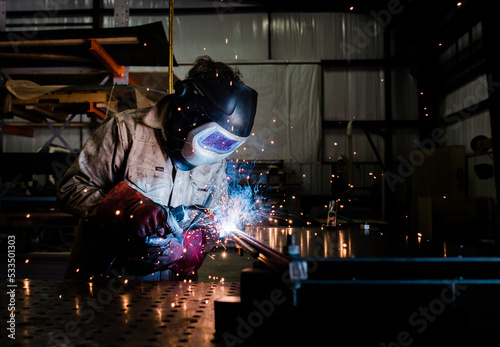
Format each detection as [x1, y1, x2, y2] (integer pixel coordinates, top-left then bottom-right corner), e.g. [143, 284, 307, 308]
[198, 131, 241, 154]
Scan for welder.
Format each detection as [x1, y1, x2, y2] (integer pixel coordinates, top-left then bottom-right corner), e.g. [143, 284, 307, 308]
[57, 56, 258, 281]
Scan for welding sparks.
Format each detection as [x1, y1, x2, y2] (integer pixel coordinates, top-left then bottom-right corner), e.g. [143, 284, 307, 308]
[210, 163, 272, 238]
[213, 184, 265, 238]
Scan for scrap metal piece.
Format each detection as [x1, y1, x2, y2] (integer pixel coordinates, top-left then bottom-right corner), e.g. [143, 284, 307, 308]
[289, 260, 308, 281]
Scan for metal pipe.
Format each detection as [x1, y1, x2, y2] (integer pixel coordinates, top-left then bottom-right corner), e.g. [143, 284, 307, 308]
[228, 229, 290, 271]
[169, 0, 174, 94]
[346, 120, 354, 187]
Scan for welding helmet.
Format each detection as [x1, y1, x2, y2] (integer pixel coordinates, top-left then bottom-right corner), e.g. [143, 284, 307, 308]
[165, 78, 258, 171]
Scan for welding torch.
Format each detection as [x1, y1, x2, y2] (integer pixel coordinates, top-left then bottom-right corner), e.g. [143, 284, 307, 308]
[178, 205, 291, 272]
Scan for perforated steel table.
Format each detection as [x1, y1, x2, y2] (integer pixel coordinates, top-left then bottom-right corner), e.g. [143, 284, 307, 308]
[4, 226, 500, 347]
[2, 279, 238, 347]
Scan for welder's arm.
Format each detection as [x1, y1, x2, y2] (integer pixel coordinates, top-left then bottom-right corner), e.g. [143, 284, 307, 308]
[96, 181, 182, 239]
[57, 116, 129, 219]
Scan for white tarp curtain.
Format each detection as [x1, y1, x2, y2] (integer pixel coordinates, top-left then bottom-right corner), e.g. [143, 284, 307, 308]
[324, 67, 385, 121]
[270, 12, 383, 60]
[101, 12, 383, 64]
[234, 64, 321, 165]
[232, 64, 321, 164]
[172, 13, 269, 63]
[323, 67, 418, 122]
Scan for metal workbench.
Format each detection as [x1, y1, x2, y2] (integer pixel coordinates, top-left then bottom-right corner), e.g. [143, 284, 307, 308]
[3, 226, 500, 346]
[2, 279, 236, 346]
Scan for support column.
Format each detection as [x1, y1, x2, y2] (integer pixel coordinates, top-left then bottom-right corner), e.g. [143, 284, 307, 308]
[383, 27, 392, 222]
[0, 1, 6, 31]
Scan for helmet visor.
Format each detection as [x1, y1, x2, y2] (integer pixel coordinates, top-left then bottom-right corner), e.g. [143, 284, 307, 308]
[181, 122, 248, 167]
[198, 130, 241, 154]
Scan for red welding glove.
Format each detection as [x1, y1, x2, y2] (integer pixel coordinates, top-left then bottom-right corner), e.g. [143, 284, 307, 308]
[106, 201, 218, 276]
[125, 234, 184, 275]
[96, 181, 181, 239]
[166, 227, 211, 276]
[168, 208, 219, 276]
[132, 206, 219, 276]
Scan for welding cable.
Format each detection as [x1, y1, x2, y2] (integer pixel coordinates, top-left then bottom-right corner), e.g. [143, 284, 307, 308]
[105, 83, 116, 118]
[102, 257, 117, 281]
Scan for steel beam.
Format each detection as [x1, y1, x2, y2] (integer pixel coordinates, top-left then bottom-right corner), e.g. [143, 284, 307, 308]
[88, 38, 126, 79]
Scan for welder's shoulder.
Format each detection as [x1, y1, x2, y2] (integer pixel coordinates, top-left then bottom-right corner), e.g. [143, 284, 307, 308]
[101, 107, 152, 142]
[111, 107, 151, 126]
[104, 107, 152, 134]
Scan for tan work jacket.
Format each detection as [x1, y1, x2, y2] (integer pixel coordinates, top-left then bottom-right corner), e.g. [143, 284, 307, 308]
[57, 97, 228, 280]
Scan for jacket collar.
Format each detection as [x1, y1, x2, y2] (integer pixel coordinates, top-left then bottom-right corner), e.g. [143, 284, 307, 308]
[143, 96, 170, 130]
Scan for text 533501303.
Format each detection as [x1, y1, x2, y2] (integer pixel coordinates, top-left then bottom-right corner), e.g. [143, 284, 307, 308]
[6, 235, 16, 339]
[7, 235, 16, 283]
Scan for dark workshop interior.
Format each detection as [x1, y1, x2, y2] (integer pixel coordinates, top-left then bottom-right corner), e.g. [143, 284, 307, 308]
[1, 0, 500, 346]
